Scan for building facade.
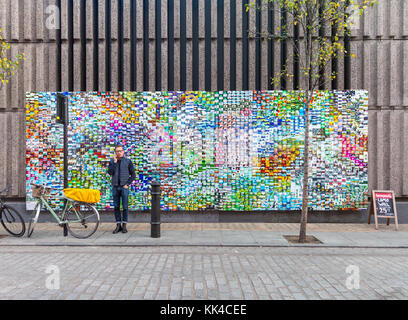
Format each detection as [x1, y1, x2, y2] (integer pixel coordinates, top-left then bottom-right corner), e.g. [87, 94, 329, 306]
[0, 0, 407, 200]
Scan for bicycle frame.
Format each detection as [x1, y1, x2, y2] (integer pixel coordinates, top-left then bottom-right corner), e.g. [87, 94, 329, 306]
[37, 196, 72, 224]
[36, 195, 88, 224]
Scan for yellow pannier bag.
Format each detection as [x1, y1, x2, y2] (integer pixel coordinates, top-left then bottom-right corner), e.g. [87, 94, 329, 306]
[63, 188, 101, 204]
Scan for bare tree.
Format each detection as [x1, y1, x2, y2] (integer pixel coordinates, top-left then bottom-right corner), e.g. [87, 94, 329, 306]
[248, 0, 377, 242]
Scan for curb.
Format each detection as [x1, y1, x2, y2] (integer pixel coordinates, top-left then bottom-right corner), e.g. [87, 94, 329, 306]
[1, 243, 408, 249]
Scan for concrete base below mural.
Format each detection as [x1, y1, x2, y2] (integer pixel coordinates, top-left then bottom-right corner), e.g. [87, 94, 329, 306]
[7, 201, 408, 224]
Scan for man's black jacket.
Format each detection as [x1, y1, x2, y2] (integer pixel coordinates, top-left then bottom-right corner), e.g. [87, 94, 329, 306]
[107, 157, 136, 186]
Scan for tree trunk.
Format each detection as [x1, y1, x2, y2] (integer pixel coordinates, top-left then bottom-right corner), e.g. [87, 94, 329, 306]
[299, 90, 311, 243]
[299, 6, 313, 243]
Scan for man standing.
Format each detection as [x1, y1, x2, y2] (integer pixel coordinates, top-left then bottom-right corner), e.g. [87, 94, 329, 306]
[107, 145, 136, 233]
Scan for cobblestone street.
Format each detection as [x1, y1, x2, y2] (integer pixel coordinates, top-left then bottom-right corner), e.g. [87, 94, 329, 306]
[1, 246, 407, 300]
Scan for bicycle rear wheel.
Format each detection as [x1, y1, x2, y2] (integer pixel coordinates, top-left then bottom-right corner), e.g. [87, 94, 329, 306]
[1, 205, 26, 237]
[65, 202, 100, 239]
[27, 202, 41, 238]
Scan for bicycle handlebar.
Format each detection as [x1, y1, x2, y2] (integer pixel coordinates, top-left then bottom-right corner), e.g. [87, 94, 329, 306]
[31, 182, 44, 187]
[30, 183, 59, 190]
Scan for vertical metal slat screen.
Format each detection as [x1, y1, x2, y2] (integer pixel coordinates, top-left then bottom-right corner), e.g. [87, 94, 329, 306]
[255, 0, 261, 90]
[143, 0, 149, 91]
[81, 0, 87, 91]
[155, 0, 162, 91]
[180, 0, 186, 91]
[68, 0, 74, 91]
[56, 0, 62, 92]
[230, 0, 236, 91]
[57, 0, 351, 93]
[130, 0, 137, 91]
[192, 0, 199, 90]
[93, 0, 99, 91]
[331, 22, 338, 90]
[167, 0, 174, 91]
[105, 0, 112, 91]
[318, 4, 325, 90]
[242, 0, 249, 90]
[344, 0, 351, 90]
[267, 1, 274, 90]
[205, 0, 211, 91]
[118, 0, 124, 91]
[280, 6, 287, 90]
[217, 0, 224, 90]
[293, 7, 299, 90]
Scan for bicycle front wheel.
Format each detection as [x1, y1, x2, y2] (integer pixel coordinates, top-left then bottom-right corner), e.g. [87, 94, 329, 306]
[1, 205, 26, 237]
[27, 202, 41, 238]
[65, 202, 100, 239]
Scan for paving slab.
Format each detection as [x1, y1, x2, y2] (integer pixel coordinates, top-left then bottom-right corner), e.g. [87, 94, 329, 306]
[1, 223, 408, 247]
[190, 231, 222, 245]
[220, 230, 258, 246]
[306, 232, 357, 247]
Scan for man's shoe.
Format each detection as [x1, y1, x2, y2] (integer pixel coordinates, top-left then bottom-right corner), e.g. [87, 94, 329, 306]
[122, 223, 128, 233]
[113, 224, 122, 234]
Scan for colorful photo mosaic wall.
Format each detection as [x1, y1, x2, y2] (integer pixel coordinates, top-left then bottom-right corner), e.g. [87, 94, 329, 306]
[25, 91, 368, 211]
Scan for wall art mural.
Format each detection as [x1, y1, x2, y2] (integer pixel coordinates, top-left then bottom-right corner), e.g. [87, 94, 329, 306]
[25, 91, 368, 211]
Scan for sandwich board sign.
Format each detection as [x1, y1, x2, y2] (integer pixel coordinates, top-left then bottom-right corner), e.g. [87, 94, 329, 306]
[368, 190, 398, 230]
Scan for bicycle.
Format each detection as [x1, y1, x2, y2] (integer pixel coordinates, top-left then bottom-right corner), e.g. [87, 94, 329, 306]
[0, 186, 26, 237]
[27, 183, 100, 239]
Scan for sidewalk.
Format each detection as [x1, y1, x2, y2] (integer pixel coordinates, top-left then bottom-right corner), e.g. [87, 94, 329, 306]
[1, 223, 407, 248]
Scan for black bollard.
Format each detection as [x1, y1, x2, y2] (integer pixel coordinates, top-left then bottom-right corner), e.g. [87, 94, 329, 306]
[150, 181, 161, 238]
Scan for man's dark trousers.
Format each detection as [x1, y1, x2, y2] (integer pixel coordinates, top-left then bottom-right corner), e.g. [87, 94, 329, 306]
[108, 156, 136, 225]
[112, 186, 129, 223]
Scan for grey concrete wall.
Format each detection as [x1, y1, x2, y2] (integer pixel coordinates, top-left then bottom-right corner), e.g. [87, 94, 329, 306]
[6, 201, 408, 224]
[0, 0, 407, 199]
